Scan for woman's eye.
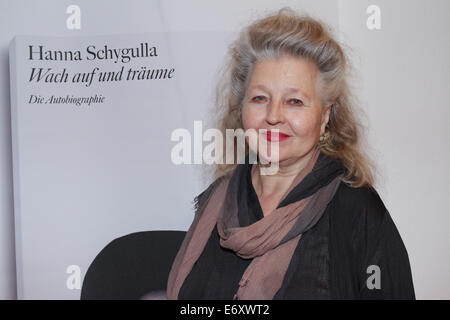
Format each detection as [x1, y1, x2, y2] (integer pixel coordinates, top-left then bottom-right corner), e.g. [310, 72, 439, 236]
[252, 96, 266, 102]
[289, 98, 303, 106]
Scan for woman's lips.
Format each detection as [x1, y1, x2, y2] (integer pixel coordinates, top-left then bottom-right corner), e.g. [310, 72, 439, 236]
[264, 130, 291, 142]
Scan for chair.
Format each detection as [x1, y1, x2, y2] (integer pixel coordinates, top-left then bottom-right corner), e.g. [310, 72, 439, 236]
[81, 230, 186, 300]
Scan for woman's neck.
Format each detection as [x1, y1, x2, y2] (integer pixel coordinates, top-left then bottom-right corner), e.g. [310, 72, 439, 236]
[251, 148, 317, 199]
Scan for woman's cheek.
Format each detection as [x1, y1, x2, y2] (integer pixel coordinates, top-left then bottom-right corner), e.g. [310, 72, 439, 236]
[289, 112, 320, 138]
[241, 104, 252, 129]
[289, 118, 308, 137]
[242, 104, 263, 131]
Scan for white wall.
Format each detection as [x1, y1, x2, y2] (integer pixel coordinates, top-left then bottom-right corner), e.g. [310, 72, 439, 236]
[338, 0, 450, 299]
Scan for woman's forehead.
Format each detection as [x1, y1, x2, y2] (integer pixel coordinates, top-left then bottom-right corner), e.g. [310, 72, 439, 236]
[247, 58, 319, 99]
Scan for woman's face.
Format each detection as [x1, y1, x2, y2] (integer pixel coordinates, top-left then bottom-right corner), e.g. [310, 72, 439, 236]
[241, 55, 330, 166]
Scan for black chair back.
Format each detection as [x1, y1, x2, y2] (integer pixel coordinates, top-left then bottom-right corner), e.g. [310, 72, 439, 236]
[81, 230, 186, 299]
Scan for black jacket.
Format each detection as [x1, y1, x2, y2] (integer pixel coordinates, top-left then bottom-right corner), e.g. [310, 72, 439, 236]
[178, 152, 415, 299]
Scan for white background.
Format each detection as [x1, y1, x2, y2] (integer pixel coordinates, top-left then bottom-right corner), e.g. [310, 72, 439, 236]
[0, 0, 449, 299]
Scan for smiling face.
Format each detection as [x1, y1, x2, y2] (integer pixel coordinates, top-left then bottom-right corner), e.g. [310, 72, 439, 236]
[241, 55, 331, 166]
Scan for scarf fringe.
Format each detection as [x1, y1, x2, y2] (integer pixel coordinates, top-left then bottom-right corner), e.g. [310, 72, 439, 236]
[192, 176, 225, 214]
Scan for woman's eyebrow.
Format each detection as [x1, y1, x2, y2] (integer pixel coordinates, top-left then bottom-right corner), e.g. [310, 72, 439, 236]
[248, 85, 311, 102]
[249, 84, 270, 92]
[283, 87, 311, 102]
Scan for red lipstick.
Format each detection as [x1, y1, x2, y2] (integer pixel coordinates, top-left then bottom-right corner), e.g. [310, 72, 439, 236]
[265, 130, 291, 142]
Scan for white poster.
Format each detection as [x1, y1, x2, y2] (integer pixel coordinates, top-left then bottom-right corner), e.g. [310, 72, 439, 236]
[9, 33, 215, 299]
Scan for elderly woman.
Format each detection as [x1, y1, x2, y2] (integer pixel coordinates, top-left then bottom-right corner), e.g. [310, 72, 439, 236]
[167, 8, 415, 300]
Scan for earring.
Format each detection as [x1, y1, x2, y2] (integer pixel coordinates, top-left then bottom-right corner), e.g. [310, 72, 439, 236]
[319, 132, 329, 143]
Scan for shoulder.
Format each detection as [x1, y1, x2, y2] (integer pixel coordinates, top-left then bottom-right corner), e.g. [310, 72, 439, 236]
[330, 180, 408, 260]
[329, 181, 402, 256]
[192, 175, 227, 215]
[328, 180, 415, 298]
[331, 181, 389, 230]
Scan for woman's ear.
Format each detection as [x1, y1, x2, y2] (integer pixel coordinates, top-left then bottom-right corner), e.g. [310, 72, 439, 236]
[320, 105, 332, 135]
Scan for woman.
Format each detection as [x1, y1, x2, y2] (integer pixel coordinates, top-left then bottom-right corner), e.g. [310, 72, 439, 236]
[167, 8, 415, 300]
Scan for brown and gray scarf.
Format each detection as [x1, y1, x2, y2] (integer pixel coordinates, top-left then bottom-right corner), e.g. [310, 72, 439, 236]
[167, 147, 344, 300]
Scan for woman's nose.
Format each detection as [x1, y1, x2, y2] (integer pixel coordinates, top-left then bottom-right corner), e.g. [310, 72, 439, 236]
[266, 100, 285, 125]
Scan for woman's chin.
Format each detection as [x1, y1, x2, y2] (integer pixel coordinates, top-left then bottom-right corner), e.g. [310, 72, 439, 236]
[256, 152, 287, 165]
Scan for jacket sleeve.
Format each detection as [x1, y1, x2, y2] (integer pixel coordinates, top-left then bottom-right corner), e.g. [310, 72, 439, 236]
[356, 187, 415, 299]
